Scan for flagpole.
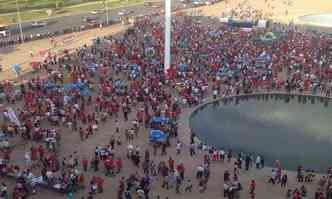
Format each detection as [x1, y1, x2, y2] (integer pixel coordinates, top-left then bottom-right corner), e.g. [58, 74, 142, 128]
[105, 0, 110, 25]
[15, 0, 24, 43]
[164, 0, 171, 74]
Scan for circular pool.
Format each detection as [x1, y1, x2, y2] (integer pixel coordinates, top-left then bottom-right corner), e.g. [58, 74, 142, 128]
[190, 94, 332, 172]
[297, 13, 332, 27]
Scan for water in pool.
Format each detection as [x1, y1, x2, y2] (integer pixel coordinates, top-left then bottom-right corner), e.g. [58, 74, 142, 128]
[298, 13, 332, 27]
[190, 95, 332, 172]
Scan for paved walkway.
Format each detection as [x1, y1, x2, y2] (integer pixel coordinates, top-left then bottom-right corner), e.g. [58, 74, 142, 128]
[7, 89, 321, 199]
[0, 24, 128, 81]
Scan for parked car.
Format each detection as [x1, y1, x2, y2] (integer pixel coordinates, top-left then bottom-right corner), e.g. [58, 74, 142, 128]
[180, 0, 191, 3]
[118, 10, 134, 16]
[193, 0, 205, 6]
[0, 30, 10, 37]
[0, 26, 10, 37]
[205, 0, 214, 5]
[90, 9, 104, 14]
[83, 16, 98, 22]
[31, 21, 47, 27]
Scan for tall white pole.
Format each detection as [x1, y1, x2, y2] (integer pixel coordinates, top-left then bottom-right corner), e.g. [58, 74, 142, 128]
[164, 0, 171, 74]
[105, 1, 110, 25]
[15, 0, 24, 43]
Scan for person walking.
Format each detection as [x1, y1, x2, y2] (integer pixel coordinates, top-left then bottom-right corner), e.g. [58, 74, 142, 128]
[281, 173, 288, 188]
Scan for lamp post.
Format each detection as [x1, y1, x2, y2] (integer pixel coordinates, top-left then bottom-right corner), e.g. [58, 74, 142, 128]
[164, 0, 171, 74]
[15, 0, 24, 43]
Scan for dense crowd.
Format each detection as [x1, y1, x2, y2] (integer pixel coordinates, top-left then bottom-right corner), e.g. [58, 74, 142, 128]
[0, 12, 331, 199]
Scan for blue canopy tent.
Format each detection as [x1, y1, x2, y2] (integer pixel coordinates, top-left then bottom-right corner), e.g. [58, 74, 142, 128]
[128, 63, 140, 79]
[228, 19, 254, 28]
[256, 52, 272, 67]
[151, 116, 169, 124]
[149, 129, 167, 142]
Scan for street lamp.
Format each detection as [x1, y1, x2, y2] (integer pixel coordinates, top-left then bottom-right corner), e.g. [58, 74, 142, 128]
[164, 0, 171, 74]
[15, 0, 24, 43]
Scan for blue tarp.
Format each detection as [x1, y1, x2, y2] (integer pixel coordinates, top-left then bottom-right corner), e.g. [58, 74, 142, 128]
[151, 59, 160, 66]
[43, 80, 58, 91]
[149, 129, 166, 142]
[256, 54, 271, 62]
[63, 82, 90, 96]
[228, 19, 254, 28]
[128, 63, 140, 79]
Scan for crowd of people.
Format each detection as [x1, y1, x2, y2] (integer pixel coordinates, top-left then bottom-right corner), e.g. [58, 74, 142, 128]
[0, 9, 331, 199]
[221, 0, 294, 21]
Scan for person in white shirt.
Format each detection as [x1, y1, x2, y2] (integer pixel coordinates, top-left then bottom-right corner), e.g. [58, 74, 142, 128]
[219, 149, 225, 162]
[256, 155, 261, 169]
[24, 152, 32, 168]
[176, 141, 182, 155]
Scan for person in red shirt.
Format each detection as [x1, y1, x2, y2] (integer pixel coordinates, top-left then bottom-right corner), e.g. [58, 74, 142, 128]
[292, 188, 300, 199]
[82, 157, 88, 172]
[38, 145, 44, 161]
[168, 157, 175, 171]
[249, 179, 256, 199]
[77, 173, 85, 189]
[176, 163, 185, 181]
[95, 176, 104, 193]
[30, 146, 38, 163]
[115, 157, 122, 174]
[118, 177, 125, 199]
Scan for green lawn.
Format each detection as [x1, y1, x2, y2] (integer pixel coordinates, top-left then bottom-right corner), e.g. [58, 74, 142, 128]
[0, 0, 144, 24]
[0, 0, 101, 14]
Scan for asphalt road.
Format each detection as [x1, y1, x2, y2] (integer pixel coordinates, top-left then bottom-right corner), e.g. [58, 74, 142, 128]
[6, 0, 196, 37]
